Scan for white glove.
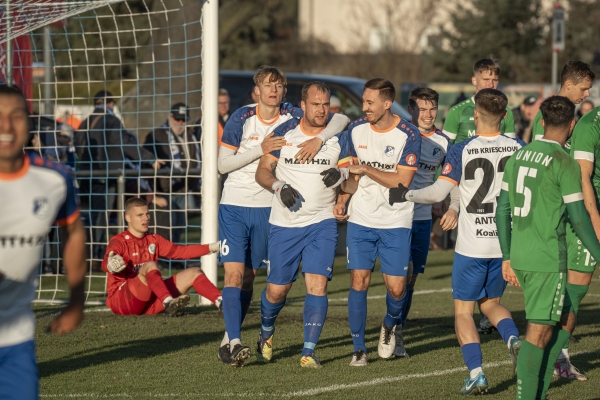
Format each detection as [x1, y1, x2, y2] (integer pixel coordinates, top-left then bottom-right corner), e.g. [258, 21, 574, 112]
[208, 241, 221, 254]
[107, 251, 126, 274]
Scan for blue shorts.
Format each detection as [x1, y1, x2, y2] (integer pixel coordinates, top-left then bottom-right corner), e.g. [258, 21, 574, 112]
[267, 219, 338, 285]
[346, 222, 411, 277]
[218, 205, 270, 270]
[0, 340, 38, 400]
[410, 219, 432, 275]
[452, 253, 506, 301]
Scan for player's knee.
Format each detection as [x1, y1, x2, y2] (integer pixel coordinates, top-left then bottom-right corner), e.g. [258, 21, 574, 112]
[350, 274, 369, 291]
[139, 261, 159, 276]
[224, 270, 243, 288]
[266, 284, 287, 303]
[241, 270, 256, 291]
[388, 286, 406, 301]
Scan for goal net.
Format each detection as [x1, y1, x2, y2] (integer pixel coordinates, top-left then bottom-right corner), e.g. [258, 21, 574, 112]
[1, 0, 214, 305]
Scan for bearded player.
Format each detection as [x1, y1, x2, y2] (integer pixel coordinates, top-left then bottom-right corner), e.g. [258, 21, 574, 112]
[0, 85, 86, 400]
[102, 197, 222, 316]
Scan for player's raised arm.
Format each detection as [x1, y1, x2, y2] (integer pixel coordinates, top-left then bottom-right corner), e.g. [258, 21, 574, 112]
[155, 234, 219, 260]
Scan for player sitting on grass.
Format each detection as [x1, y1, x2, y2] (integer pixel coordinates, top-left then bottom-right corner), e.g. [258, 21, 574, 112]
[392, 87, 458, 358]
[102, 197, 221, 316]
[390, 89, 524, 395]
[254, 81, 350, 368]
[497, 96, 600, 400]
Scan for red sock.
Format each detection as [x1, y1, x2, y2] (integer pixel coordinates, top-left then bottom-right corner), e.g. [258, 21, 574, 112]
[193, 274, 221, 304]
[146, 269, 172, 304]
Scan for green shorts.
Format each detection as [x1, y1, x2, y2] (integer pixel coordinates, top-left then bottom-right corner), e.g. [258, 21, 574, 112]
[514, 269, 566, 323]
[566, 220, 597, 273]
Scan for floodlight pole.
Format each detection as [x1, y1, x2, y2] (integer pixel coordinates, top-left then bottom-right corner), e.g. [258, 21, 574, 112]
[200, 0, 219, 305]
[5, 0, 13, 86]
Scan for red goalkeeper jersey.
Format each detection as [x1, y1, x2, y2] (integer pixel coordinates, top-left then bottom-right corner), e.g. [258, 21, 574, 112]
[102, 231, 210, 297]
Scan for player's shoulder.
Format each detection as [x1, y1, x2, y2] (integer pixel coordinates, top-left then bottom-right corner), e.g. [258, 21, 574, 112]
[348, 116, 369, 132]
[27, 152, 74, 181]
[229, 104, 258, 125]
[574, 106, 600, 132]
[279, 102, 297, 116]
[499, 135, 526, 148]
[273, 116, 301, 137]
[396, 118, 419, 136]
[429, 128, 452, 149]
[448, 98, 473, 113]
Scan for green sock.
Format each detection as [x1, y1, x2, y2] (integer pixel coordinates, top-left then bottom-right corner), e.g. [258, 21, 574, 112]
[539, 328, 571, 399]
[516, 340, 544, 400]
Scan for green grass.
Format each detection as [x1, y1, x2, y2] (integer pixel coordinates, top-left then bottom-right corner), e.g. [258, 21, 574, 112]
[35, 250, 600, 399]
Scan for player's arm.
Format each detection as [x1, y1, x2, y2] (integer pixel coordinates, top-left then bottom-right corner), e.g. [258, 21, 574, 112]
[156, 235, 219, 259]
[567, 198, 600, 262]
[442, 107, 460, 144]
[495, 187, 519, 286]
[102, 238, 128, 274]
[502, 108, 516, 138]
[295, 113, 350, 163]
[439, 185, 460, 231]
[334, 189, 352, 221]
[350, 164, 416, 189]
[576, 159, 600, 240]
[255, 152, 301, 209]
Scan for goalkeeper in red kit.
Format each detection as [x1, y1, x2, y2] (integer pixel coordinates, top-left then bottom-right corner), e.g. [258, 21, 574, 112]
[102, 197, 222, 316]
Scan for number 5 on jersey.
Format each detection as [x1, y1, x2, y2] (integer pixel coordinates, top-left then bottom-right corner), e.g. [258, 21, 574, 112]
[513, 166, 537, 217]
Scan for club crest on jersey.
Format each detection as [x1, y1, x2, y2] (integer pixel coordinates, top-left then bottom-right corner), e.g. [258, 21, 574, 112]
[33, 197, 50, 218]
[148, 244, 156, 254]
[405, 154, 417, 166]
[384, 145, 395, 157]
[442, 163, 452, 175]
[433, 148, 442, 159]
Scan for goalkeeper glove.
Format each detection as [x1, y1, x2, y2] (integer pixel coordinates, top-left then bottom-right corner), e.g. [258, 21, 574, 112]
[320, 167, 349, 188]
[208, 241, 220, 254]
[389, 183, 409, 205]
[107, 251, 126, 274]
[272, 180, 300, 209]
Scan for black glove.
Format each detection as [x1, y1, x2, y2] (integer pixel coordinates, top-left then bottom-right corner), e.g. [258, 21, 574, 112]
[273, 180, 301, 209]
[389, 183, 409, 205]
[320, 168, 341, 188]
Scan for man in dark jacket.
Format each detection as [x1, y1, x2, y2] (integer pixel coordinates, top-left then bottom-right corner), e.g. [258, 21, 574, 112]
[144, 103, 201, 243]
[75, 90, 164, 260]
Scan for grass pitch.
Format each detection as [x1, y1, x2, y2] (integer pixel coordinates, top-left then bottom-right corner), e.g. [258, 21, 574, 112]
[35, 250, 600, 399]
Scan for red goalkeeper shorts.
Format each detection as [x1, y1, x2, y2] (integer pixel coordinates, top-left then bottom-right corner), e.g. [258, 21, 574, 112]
[107, 275, 180, 315]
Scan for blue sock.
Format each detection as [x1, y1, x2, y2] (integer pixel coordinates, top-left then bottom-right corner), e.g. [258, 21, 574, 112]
[302, 294, 329, 356]
[496, 318, 520, 344]
[240, 289, 253, 323]
[348, 288, 368, 352]
[461, 342, 482, 371]
[222, 287, 242, 341]
[260, 288, 285, 339]
[398, 286, 414, 327]
[383, 291, 404, 327]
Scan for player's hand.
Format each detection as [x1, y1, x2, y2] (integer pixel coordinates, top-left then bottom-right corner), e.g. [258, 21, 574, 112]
[321, 167, 349, 188]
[502, 260, 520, 287]
[208, 241, 221, 254]
[107, 251, 126, 274]
[152, 159, 166, 170]
[349, 164, 365, 175]
[440, 209, 458, 231]
[295, 137, 323, 163]
[152, 195, 168, 208]
[261, 132, 286, 154]
[46, 303, 84, 335]
[432, 201, 448, 218]
[272, 180, 300, 209]
[333, 203, 349, 221]
[389, 184, 409, 205]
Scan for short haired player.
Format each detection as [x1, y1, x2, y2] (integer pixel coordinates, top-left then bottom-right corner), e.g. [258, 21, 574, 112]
[390, 89, 524, 394]
[102, 197, 222, 316]
[334, 78, 421, 366]
[497, 96, 600, 399]
[391, 87, 458, 357]
[254, 81, 350, 368]
[0, 85, 86, 400]
[217, 66, 350, 366]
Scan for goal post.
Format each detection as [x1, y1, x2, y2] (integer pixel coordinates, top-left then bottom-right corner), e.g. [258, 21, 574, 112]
[0, 0, 219, 306]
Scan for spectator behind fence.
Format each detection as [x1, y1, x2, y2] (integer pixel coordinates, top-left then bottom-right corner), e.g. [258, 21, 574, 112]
[330, 95, 342, 114]
[74, 90, 165, 261]
[512, 95, 537, 141]
[577, 99, 595, 120]
[218, 88, 230, 147]
[144, 102, 201, 244]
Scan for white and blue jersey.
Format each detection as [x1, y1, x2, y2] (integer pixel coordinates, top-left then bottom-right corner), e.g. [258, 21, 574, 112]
[265, 118, 350, 284]
[345, 116, 421, 276]
[0, 152, 80, 400]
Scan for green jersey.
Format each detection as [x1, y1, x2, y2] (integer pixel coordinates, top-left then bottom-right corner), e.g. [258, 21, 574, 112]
[570, 106, 600, 204]
[502, 139, 583, 272]
[531, 109, 571, 150]
[443, 97, 516, 144]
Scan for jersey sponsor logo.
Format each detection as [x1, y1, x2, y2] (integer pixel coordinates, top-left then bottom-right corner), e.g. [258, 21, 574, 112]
[320, 144, 328, 152]
[358, 144, 368, 149]
[358, 160, 396, 170]
[33, 197, 50, 218]
[0, 235, 45, 248]
[148, 244, 156, 254]
[405, 154, 417, 166]
[433, 148, 442, 159]
[249, 134, 260, 141]
[476, 228, 498, 237]
[419, 162, 437, 171]
[284, 158, 331, 165]
[385, 145, 395, 157]
[442, 163, 452, 175]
